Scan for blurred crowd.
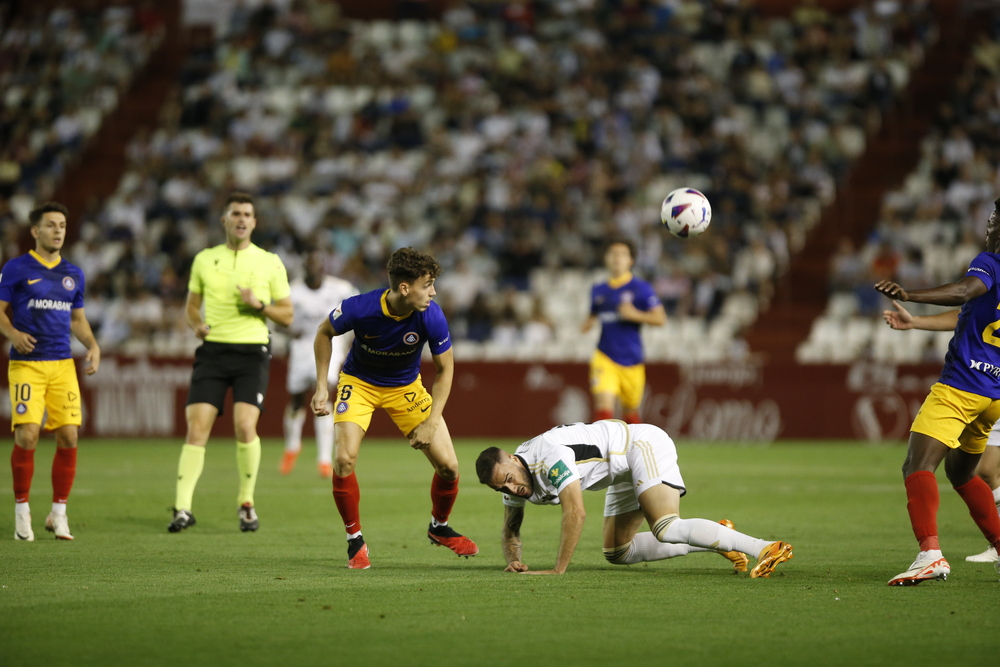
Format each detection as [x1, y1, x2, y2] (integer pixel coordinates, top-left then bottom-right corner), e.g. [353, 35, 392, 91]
[1, 0, 938, 357]
[800, 13, 1000, 363]
[0, 1, 163, 255]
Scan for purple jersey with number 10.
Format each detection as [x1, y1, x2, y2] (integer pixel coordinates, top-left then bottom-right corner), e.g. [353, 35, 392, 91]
[939, 252, 1000, 399]
[330, 288, 452, 387]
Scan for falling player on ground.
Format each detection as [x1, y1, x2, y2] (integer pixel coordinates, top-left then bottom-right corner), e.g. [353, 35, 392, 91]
[281, 251, 358, 478]
[581, 239, 665, 423]
[882, 301, 1000, 564]
[312, 247, 477, 569]
[0, 201, 101, 541]
[476, 421, 793, 576]
[874, 197, 1000, 584]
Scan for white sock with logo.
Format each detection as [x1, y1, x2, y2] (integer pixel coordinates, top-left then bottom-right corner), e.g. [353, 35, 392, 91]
[605, 532, 709, 564]
[51, 502, 67, 516]
[15, 502, 30, 516]
[315, 414, 334, 464]
[284, 409, 305, 453]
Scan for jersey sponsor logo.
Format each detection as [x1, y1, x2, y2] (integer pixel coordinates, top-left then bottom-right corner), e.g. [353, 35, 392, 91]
[62, 276, 75, 290]
[621, 290, 634, 303]
[968, 359, 1000, 379]
[332, 307, 342, 320]
[438, 336, 450, 346]
[547, 460, 573, 489]
[969, 266, 989, 275]
[404, 392, 416, 402]
[28, 278, 42, 285]
[363, 334, 380, 339]
[359, 343, 415, 357]
[15, 403, 27, 414]
[403, 332, 419, 345]
[27, 298, 72, 311]
[336, 401, 349, 414]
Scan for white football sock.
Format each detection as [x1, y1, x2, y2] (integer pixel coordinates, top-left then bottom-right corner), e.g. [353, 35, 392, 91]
[315, 414, 334, 464]
[51, 502, 67, 516]
[653, 515, 770, 558]
[15, 502, 30, 516]
[604, 532, 709, 564]
[992, 485, 1000, 505]
[283, 408, 306, 453]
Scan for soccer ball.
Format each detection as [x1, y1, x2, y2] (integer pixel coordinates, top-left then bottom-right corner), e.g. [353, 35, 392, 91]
[661, 188, 712, 238]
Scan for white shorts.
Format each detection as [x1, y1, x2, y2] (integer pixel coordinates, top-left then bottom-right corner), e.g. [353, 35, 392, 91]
[286, 336, 348, 395]
[603, 424, 686, 517]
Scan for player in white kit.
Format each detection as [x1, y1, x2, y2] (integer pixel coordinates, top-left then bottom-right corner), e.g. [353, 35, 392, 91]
[282, 252, 358, 478]
[476, 421, 794, 576]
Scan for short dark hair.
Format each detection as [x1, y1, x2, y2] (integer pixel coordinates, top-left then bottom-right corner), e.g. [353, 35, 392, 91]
[606, 238, 636, 260]
[387, 247, 441, 290]
[28, 201, 69, 227]
[224, 192, 255, 211]
[475, 447, 505, 485]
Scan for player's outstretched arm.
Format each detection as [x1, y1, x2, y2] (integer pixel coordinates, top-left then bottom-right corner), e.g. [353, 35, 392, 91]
[874, 275, 987, 307]
[882, 301, 960, 332]
[501, 505, 528, 573]
[185, 291, 211, 338]
[0, 299, 36, 354]
[409, 348, 454, 450]
[523, 480, 585, 575]
[311, 319, 337, 416]
[70, 308, 100, 375]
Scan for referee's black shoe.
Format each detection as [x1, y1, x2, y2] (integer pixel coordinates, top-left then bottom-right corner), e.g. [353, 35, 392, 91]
[239, 503, 259, 532]
[168, 508, 196, 533]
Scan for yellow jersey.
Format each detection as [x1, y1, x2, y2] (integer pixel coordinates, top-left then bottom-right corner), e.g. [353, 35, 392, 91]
[188, 243, 290, 344]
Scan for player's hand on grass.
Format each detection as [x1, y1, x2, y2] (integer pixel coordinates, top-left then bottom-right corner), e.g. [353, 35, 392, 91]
[9, 330, 36, 354]
[617, 301, 642, 322]
[84, 345, 100, 375]
[882, 301, 914, 330]
[504, 561, 529, 573]
[311, 386, 330, 416]
[874, 280, 908, 301]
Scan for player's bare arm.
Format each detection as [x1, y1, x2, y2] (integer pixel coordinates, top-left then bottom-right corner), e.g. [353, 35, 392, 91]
[311, 318, 337, 416]
[237, 287, 294, 327]
[874, 275, 987, 307]
[883, 302, 959, 332]
[408, 348, 454, 451]
[0, 300, 36, 354]
[523, 480, 585, 575]
[501, 504, 528, 572]
[70, 308, 100, 375]
[185, 291, 211, 339]
[618, 302, 667, 326]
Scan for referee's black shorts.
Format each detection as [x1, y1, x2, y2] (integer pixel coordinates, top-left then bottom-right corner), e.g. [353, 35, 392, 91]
[186, 341, 271, 415]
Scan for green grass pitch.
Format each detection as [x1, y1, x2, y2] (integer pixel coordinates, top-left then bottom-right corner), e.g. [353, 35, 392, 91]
[1, 439, 998, 666]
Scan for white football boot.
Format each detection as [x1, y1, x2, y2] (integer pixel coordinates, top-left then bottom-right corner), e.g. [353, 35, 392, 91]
[45, 512, 74, 540]
[14, 509, 34, 541]
[888, 550, 949, 586]
[965, 546, 998, 563]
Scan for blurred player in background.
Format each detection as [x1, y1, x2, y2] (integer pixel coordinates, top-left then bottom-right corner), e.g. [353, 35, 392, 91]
[312, 247, 477, 569]
[581, 239, 666, 424]
[169, 193, 293, 534]
[0, 202, 100, 541]
[882, 301, 1000, 564]
[281, 251, 357, 479]
[874, 197, 1000, 584]
[475, 421, 793, 576]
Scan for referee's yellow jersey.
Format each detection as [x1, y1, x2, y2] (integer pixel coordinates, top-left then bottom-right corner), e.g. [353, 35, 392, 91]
[188, 243, 291, 345]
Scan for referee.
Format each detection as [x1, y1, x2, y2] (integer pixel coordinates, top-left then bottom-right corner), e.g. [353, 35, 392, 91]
[169, 192, 293, 533]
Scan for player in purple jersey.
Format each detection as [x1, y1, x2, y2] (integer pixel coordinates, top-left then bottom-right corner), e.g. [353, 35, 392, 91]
[0, 202, 100, 541]
[312, 247, 477, 568]
[581, 239, 666, 424]
[874, 197, 1000, 585]
[882, 302, 1000, 564]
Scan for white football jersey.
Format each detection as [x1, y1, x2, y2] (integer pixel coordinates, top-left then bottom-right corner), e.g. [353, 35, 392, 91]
[288, 276, 359, 340]
[503, 421, 634, 508]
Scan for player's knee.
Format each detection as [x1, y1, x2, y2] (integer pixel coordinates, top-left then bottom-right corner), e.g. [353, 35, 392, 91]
[14, 428, 39, 449]
[435, 462, 459, 481]
[334, 454, 357, 477]
[603, 542, 633, 565]
[54, 430, 78, 448]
